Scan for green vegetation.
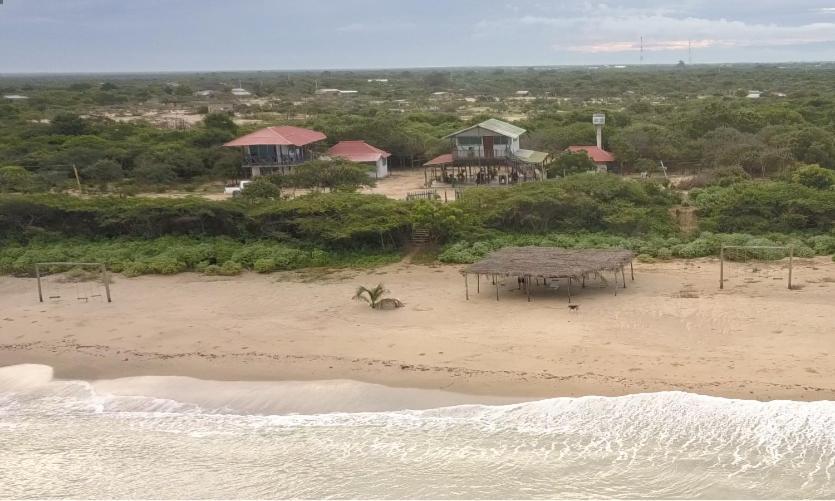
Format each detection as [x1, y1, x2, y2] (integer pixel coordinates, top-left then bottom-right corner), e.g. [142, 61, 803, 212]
[2, 169, 832, 277]
[0, 237, 400, 277]
[352, 284, 388, 309]
[2, 65, 835, 277]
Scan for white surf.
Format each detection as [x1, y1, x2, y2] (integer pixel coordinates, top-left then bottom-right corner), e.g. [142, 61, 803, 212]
[1, 364, 833, 499]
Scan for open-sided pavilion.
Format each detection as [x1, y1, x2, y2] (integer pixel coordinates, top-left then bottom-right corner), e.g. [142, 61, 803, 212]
[462, 247, 635, 302]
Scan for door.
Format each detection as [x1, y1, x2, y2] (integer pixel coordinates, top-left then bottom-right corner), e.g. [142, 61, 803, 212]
[482, 136, 494, 158]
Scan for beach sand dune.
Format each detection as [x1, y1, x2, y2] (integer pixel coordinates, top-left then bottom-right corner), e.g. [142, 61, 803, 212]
[0, 258, 833, 400]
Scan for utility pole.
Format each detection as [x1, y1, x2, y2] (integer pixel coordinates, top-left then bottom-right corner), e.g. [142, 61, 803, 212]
[688, 39, 693, 65]
[640, 36, 644, 63]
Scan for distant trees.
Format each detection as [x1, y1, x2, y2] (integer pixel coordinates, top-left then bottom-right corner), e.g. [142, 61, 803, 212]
[0, 166, 34, 192]
[81, 159, 124, 184]
[273, 160, 375, 192]
[240, 177, 281, 199]
[50, 113, 90, 136]
[792, 164, 835, 189]
[545, 152, 598, 178]
[525, 123, 595, 153]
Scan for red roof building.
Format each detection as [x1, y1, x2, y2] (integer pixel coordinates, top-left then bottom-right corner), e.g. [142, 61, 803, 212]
[566, 146, 616, 164]
[224, 126, 326, 147]
[223, 126, 327, 177]
[326, 140, 391, 178]
[327, 141, 391, 163]
[423, 153, 453, 166]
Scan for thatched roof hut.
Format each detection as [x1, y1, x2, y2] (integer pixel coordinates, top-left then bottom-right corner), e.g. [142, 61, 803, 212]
[462, 247, 635, 302]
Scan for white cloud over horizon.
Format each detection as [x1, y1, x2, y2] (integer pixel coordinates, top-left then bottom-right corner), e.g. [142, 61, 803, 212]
[1, 0, 834, 72]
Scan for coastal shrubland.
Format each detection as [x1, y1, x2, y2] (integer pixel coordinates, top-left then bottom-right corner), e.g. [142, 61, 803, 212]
[1, 172, 833, 276]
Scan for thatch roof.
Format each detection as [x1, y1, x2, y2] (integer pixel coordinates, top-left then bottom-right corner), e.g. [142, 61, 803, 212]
[464, 247, 634, 279]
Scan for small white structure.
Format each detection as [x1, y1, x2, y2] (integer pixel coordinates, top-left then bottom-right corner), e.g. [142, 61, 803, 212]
[338, 90, 358, 95]
[195, 90, 215, 97]
[746, 90, 762, 99]
[515, 90, 530, 96]
[231, 88, 251, 97]
[3, 95, 29, 100]
[326, 140, 391, 179]
[316, 88, 341, 95]
[592, 113, 606, 149]
[367, 78, 389, 83]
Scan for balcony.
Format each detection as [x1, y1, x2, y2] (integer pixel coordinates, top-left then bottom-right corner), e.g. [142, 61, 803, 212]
[452, 147, 513, 166]
[242, 152, 310, 168]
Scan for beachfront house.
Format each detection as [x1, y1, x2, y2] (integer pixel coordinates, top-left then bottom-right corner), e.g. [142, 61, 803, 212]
[326, 140, 391, 179]
[566, 145, 616, 173]
[223, 126, 327, 177]
[424, 118, 549, 186]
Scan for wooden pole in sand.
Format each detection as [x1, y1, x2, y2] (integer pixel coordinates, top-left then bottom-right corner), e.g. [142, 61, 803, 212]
[788, 245, 793, 290]
[35, 264, 43, 303]
[101, 263, 112, 303]
[567, 277, 572, 303]
[477, 274, 480, 294]
[495, 275, 500, 301]
[613, 270, 618, 296]
[630, 260, 634, 281]
[621, 266, 627, 288]
[526, 275, 531, 302]
[720, 246, 725, 290]
[465, 273, 469, 300]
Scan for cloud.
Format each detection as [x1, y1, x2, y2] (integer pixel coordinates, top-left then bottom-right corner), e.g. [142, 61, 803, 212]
[478, 12, 835, 54]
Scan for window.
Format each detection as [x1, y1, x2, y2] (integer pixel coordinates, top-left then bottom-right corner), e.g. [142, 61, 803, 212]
[456, 136, 482, 146]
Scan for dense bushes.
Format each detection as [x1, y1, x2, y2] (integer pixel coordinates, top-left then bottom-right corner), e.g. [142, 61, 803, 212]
[1, 173, 833, 278]
[0, 192, 411, 247]
[439, 231, 830, 264]
[0, 237, 400, 277]
[0, 195, 248, 240]
[250, 193, 412, 248]
[691, 181, 835, 233]
[456, 174, 678, 235]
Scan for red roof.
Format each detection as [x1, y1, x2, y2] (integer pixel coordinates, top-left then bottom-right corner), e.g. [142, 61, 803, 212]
[423, 153, 453, 166]
[224, 126, 326, 147]
[566, 146, 615, 163]
[326, 141, 391, 163]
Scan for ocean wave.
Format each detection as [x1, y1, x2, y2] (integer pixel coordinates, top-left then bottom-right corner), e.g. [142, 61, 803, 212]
[2, 364, 834, 498]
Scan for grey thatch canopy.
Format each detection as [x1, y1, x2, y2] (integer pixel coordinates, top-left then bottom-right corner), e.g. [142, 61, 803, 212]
[464, 247, 634, 280]
[462, 247, 635, 302]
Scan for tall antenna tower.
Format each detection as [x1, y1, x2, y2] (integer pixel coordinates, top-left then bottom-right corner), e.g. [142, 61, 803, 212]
[688, 40, 693, 65]
[640, 36, 644, 63]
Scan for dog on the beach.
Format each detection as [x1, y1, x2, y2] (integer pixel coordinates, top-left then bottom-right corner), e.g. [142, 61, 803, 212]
[568, 304, 580, 313]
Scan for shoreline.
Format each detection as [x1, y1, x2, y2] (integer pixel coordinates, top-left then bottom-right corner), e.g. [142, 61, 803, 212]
[2, 258, 834, 402]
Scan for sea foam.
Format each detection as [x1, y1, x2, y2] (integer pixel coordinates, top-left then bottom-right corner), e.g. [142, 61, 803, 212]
[1, 364, 834, 499]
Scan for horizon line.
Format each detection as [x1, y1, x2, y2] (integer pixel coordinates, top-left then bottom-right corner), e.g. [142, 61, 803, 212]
[2, 60, 835, 77]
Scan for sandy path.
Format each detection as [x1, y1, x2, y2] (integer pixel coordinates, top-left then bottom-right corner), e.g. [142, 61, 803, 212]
[1, 258, 833, 400]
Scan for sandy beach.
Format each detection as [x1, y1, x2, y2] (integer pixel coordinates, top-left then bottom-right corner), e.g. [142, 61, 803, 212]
[1, 257, 833, 401]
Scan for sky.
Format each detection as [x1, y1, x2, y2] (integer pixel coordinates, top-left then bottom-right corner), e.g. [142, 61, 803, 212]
[2, 0, 835, 73]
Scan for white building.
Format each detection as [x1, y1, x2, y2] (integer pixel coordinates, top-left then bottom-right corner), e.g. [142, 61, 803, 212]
[326, 140, 391, 179]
